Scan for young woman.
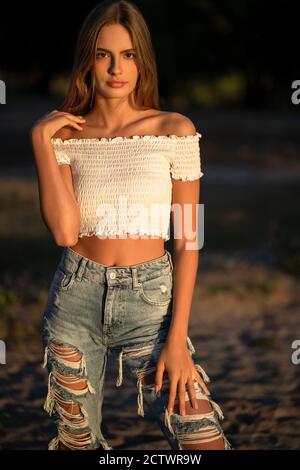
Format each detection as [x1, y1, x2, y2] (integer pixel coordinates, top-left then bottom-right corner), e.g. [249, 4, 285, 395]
[31, 0, 233, 451]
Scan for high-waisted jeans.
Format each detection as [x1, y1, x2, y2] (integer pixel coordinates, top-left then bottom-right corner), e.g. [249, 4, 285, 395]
[42, 246, 233, 450]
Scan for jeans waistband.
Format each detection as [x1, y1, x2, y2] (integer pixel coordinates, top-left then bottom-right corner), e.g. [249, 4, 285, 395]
[59, 247, 173, 287]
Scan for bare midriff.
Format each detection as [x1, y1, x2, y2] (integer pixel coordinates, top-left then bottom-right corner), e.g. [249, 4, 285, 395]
[71, 235, 166, 266]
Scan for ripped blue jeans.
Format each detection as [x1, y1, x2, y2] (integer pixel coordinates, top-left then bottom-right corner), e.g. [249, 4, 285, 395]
[42, 246, 233, 450]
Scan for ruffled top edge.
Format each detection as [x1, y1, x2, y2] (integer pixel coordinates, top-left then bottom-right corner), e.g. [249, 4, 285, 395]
[50, 131, 202, 145]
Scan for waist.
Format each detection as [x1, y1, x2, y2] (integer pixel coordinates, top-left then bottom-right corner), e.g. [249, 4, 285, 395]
[70, 235, 166, 266]
[59, 245, 173, 286]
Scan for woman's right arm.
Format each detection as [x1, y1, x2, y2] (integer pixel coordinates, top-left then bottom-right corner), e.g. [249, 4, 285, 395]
[30, 110, 86, 246]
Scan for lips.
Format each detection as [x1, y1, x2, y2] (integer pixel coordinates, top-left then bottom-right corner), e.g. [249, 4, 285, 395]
[106, 81, 127, 88]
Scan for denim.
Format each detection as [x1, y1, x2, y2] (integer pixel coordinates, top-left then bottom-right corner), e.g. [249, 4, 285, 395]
[42, 246, 233, 450]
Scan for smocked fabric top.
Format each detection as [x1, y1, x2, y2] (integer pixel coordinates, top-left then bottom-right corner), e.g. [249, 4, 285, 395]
[51, 132, 203, 241]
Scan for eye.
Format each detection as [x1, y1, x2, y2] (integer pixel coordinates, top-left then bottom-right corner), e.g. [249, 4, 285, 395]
[96, 52, 108, 59]
[124, 52, 136, 59]
[96, 51, 136, 60]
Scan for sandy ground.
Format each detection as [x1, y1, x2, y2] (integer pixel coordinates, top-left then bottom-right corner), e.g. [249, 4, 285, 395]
[1, 249, 299, 450]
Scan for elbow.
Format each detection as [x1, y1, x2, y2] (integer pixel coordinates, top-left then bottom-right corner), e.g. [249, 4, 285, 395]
[54, 235, 79, 247]
[53, 230, 79, 247]
[40, 206, 80, 247]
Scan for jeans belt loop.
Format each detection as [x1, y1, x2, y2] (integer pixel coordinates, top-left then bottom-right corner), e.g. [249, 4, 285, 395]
[75, 257, 88, 281]
[131, 267, 140, 289]
[166, 250, 174, 273]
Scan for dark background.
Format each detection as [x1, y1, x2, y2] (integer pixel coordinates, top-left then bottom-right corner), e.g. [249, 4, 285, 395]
[0, 0, 299, 109]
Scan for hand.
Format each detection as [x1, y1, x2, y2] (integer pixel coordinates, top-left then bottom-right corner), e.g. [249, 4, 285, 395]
[30, 109, 86, 141]
[155, 343, 210, 416]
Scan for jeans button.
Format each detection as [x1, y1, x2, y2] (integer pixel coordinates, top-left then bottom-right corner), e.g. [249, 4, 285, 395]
[109, 271, 116, 279]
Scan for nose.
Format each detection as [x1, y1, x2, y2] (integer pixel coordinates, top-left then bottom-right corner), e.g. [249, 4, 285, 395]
[108, 56, 122, 76]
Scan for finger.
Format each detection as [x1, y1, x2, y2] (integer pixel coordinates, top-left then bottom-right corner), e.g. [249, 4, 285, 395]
[70, 114, 86, 121]
[167, 377, 178, 414]
[62, 117, 83, 131]
[69, 122, 84, 130]
[195, 372, 210, 395]
[49, 111, 85, 122]
[178, 379, 187, 416]
[64, 116, 83, 130]
[155, 363, 164, 392]
[187, 376, 198, 410]
[61, 113, 86, 123]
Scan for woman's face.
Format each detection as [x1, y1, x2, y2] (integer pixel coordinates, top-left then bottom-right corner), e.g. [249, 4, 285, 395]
[93, 23, 139, 100]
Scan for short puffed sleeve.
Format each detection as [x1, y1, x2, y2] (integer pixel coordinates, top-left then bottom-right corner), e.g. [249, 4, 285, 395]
[170, 132, 203, 180]
[51, 139, 71, 165]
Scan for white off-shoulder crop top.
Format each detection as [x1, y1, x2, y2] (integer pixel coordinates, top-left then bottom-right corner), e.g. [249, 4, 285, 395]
[50, 132, 203, 241]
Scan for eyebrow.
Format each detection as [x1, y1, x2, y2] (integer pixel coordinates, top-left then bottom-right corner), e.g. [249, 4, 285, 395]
[96, 47, 135, 53]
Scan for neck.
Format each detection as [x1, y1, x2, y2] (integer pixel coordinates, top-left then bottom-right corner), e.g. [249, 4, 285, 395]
[87, 94, 140, 132]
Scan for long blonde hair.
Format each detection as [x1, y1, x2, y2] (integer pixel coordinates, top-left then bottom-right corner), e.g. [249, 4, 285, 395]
[58, 0, 160, 115]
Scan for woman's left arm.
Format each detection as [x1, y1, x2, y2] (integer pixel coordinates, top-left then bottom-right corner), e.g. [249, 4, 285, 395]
[167, 176, 200, 344]
[154, 115, 209, 415]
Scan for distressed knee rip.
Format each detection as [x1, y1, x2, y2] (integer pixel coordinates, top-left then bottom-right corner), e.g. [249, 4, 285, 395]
[163, 383, 233, 450]
[141, 372, 230, 449]
[117, 339, 233, 450]
[42, 339, 100, 450]
[116, 337, 211, 418]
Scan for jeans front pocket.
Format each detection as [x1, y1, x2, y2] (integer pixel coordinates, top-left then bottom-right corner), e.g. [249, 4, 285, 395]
[52, 265, 77, 292]
[138, 271, 173, 307]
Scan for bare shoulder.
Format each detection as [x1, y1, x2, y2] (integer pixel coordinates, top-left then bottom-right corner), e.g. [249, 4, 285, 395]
[161, 112, 197, 136]
[52, 126, 74, 140]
